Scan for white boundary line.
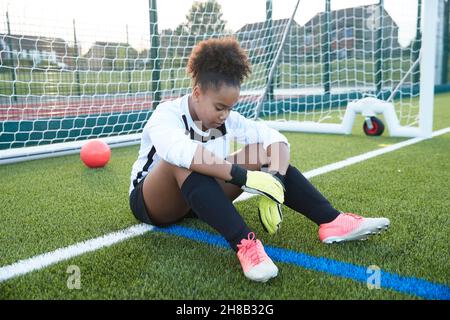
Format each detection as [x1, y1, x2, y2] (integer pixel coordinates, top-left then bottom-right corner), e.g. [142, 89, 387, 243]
[1, 127, 449, 283]
[0, 224, 153, 282]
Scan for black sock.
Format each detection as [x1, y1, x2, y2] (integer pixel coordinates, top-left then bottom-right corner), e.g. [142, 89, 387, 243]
[283, 165, 340, 225]
[180, 172, 251, 251]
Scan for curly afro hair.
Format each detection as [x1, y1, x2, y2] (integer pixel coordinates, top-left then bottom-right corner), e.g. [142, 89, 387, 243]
[187, 37, 251, 90]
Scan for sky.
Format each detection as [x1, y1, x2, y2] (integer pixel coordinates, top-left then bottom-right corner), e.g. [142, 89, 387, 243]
[0, 0, 420, 52]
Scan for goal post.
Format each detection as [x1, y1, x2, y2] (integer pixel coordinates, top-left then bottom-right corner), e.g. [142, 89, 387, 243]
[0, 0, 440, 164]
[258, 0, 439, 138]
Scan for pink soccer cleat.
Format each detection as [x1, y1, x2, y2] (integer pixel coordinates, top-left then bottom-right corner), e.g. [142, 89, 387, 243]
[237, 232, 278, 282]
[319, 213, 390, 244]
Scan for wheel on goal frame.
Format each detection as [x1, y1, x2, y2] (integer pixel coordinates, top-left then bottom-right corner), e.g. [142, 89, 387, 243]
[363, 116, 385, 136]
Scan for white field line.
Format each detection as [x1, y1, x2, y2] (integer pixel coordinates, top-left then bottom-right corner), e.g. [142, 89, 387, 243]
[1, 127, 449, 283]
[0, 224, 153, 282]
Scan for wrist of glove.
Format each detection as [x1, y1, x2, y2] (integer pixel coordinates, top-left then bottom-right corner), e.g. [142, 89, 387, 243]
[227, 164, 247, 187]
[227, 164, 284, 204]
[269, 171, 286, 189]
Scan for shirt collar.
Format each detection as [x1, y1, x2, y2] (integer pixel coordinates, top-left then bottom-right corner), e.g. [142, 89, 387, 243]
[181, 94, 210, 137]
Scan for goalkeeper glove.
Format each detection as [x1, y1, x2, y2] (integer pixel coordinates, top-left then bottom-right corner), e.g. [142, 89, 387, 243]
[258, 171, 286, 234]
[227, 164, 284, 204]
[258, 197, 283, 234]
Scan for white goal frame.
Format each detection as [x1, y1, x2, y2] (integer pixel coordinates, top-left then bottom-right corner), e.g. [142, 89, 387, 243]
[264, 0, 438, 138]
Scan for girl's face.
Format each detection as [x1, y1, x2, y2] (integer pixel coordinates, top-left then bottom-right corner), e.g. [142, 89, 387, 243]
[192, 84, 240, 130]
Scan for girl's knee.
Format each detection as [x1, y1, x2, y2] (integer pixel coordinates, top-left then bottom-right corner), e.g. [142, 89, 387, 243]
[158, 160, 192, 183]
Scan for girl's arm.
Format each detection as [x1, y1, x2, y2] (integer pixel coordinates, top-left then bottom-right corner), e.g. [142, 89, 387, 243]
[189, 142, 291, 183]
[190, 144, 284, 204]
[227, 111, 290, 175]
[267, 142, 290, 175]
[190, 145, 233, 181]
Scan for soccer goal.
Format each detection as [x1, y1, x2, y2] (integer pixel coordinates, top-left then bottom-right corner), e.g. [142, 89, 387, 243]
[0, 0, 440, 164]
[239, 0, 439, 138]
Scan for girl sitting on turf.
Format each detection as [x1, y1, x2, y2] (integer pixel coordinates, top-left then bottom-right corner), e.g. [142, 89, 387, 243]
[129, 37, 390, 282]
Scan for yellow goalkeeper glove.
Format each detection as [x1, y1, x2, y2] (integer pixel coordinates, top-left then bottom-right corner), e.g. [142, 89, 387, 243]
[227, 164, 284, 204]
[258, 196, 283, 234]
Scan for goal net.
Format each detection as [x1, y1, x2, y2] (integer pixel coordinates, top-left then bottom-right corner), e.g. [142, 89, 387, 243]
[0, 0, 439, 163]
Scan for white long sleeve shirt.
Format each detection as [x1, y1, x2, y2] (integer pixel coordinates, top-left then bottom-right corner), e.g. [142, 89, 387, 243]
[129, 94, 289, 194]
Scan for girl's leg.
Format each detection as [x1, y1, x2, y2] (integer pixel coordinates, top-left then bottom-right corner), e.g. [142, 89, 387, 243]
[220, 144, 340, 226]
[141, 143, 269, 226]
[139, 144, 278, 282]
[282, 165, 390, 243]
[224, 146, 340, 225]
[141, 159, 251, 250]
[139, 143, 268, 247]
[140, 159, 190, 226]
[283, 165, 341, 225]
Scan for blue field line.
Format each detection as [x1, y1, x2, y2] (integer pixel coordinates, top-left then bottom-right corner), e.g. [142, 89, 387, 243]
[155, 225, 450, 300]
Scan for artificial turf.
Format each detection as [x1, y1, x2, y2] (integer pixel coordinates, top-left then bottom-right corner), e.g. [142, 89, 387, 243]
[0, 93, 449, 299]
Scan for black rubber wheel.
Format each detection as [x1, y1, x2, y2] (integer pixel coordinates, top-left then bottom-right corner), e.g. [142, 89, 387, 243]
[363, 116, 385, 136]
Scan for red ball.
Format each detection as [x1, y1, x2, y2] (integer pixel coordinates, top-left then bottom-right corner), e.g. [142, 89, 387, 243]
[80, 139, 111, 168]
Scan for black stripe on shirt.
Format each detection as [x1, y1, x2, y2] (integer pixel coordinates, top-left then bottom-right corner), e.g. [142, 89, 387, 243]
[133, 146, 156, 188]
[181, 114, 227, 143]
[182, 115, 189, 132]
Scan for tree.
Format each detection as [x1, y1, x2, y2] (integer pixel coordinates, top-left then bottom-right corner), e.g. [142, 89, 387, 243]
[176, 0, 227, 36]
[171, 0, 228, 66]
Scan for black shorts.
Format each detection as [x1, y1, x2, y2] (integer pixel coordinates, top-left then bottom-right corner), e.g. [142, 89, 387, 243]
[129, 178, 154, 225]
[129, 178, 197, 227]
